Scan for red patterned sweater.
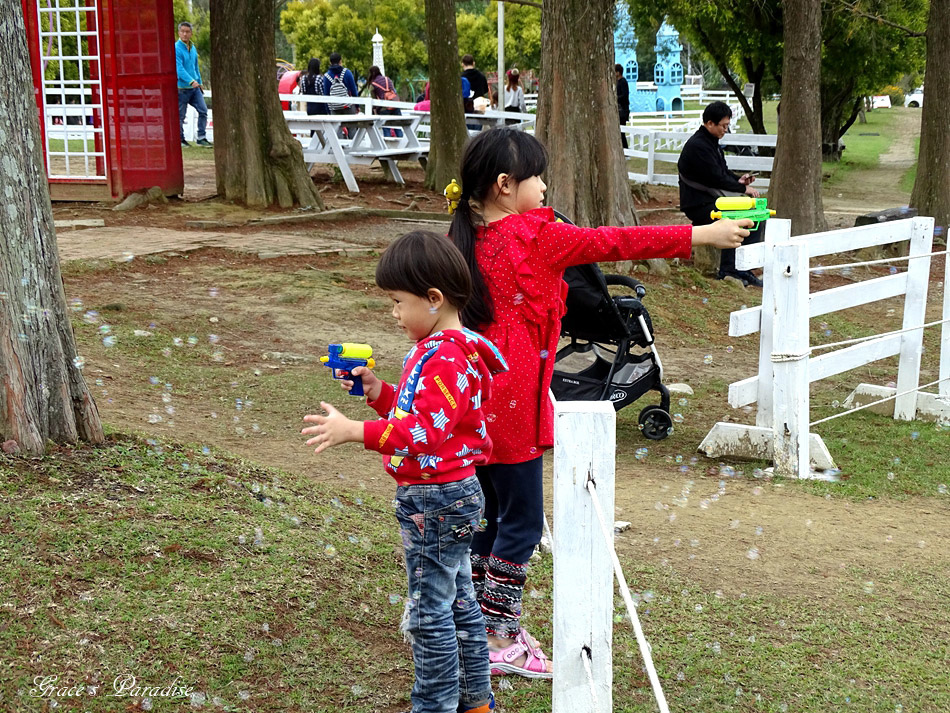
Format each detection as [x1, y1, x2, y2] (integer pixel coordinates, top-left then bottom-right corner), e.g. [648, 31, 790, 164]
[362, 329, 508, 485]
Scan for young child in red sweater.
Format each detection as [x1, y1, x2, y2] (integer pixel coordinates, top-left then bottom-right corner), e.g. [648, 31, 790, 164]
[302, 230, 507, 713]
[448, 128, 753, 678]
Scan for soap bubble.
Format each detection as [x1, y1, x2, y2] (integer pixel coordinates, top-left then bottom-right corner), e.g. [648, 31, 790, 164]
[673, 413, 684, 423]
[703, 355, 713, 365]
[746, 547, 760, 560]
[72, 355, 86, 369]
[725, 345, 734, 353]
[82, 310, 100, 324]
[678, 398, 688, 406]
[102, 336, 117, 347]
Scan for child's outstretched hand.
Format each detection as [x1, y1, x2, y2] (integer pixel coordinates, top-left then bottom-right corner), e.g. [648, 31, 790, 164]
[339, 365, 382, 401]
[302, 402, 364, 454]
[692, 219, 753, 249]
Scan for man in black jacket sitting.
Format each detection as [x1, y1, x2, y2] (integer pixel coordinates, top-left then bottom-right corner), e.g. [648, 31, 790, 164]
[678, 101, 763, 287]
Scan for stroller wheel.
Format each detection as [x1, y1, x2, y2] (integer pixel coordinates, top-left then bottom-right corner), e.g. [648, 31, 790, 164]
[638, 406, 673, 441]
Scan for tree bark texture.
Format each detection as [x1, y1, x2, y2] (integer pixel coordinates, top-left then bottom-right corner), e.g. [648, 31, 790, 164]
[536, 0, 638, 229]
[423, 0, 469, 191]
[910, 0, 950, 238]
[210, 0, 322, 209]
[0, 1, 104, 455]
[770, 0, 826, 235]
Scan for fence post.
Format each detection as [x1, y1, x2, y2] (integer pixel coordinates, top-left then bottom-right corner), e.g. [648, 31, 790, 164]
[552, 401, 615, 713]
[894, 217, 934, 419]
[770, 241, 810, 476]
[646, 131, 656, 184]
[753, 218, 791, 427]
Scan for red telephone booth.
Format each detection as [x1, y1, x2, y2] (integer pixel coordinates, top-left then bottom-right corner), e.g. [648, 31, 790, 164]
[22, 0, 184, 201]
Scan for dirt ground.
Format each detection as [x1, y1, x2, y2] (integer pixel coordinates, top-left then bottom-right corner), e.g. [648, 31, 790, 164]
[47, 135, 950, 609]
[60, 247, 950, 607]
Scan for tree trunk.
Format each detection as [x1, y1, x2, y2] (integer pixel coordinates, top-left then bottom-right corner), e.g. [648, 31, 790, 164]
[0, 2, 104, 456]
[770, 0, 825, 235]
[423, 0, 469, 191]
[910, 0, 950, 239]
[536, 0, 638, 231]
[210, 0, 322, 209]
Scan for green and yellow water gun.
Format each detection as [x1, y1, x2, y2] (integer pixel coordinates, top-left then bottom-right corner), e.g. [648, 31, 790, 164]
[710, 197, 775, 231]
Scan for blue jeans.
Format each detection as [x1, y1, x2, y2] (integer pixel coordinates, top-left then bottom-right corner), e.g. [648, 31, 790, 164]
[395, 476, 492, 713]
[178, 87, 207, 141]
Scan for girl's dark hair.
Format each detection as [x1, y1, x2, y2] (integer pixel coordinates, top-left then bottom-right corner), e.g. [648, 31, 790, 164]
[367, 65, 381, 83]
[376, 231, 472, 312]
[306, 58, 321, 77]
[448, 128, 548, 329]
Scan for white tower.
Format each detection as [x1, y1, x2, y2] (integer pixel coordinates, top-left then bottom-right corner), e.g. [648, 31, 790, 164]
[372, 29, 385, 76]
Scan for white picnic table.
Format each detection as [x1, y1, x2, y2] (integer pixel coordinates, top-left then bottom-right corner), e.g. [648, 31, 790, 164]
[284, 112, 426, 193]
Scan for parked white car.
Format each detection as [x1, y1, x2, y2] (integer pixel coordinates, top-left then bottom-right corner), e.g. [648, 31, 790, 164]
[905, 87, 924, 108]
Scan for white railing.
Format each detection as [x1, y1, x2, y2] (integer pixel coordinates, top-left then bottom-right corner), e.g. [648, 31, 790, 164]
[624, 128, 776, 187]
[699, 217, 950, 477]
[553, 401, 669, 713]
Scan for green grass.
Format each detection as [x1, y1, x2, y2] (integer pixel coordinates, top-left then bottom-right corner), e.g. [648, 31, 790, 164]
[0, 436, 413, 712]
[3, 437, 947, 712]
[822, 109, 901, 186]
[900, 137, 921, 193]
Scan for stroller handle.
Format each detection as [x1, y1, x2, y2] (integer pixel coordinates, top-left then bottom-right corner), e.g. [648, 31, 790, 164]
[604, 274, 647, 298]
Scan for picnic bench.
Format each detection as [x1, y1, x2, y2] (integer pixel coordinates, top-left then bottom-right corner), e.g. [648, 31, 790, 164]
[284, 112, 426, 193]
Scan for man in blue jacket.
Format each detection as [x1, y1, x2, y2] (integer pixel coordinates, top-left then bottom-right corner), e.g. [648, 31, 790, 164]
[321, 52, 359, 115]
[176, 22, 211, 147]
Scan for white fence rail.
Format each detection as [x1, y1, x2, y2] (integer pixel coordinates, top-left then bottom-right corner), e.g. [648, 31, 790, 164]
[700, 217, 950, 477]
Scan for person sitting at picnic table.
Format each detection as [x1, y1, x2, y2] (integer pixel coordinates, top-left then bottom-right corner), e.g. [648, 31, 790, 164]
[367, 65, 402, 137]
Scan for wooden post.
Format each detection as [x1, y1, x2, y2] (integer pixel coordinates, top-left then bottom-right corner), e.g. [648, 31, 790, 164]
[894, 217, 934, 419]
[770, 241, 811, 477]
[553, 401, 615, 713]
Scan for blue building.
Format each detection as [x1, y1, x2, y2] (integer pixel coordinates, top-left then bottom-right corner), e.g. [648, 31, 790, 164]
[654, 20, 684, 112]
[613, 6, 684, 114]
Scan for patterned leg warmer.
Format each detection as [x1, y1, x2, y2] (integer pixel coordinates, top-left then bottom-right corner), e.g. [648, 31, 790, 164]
[470, 553, 489, 601]
[481, 555, 527, 640]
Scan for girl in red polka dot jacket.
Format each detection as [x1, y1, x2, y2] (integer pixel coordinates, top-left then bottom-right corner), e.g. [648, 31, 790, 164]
[449, 127, 752, 679]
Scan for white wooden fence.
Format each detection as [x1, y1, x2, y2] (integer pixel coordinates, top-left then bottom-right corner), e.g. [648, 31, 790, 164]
[624, 129, 776, 187]
[700, 217, 950, 477]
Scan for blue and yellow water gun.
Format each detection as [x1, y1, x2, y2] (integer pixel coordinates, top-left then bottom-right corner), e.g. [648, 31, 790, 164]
[320, 343, 375, 396]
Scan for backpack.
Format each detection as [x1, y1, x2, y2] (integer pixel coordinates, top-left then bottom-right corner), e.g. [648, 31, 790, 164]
[372, 78, 398, 102]
[325, 70, 351, 112]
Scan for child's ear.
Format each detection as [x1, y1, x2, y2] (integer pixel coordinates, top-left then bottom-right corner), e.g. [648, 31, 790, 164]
[495, 173, 512, 195]
[427, 288, 446, 308]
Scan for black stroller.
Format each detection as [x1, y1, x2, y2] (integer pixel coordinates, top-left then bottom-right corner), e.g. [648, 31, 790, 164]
[549, 214, 674, 440]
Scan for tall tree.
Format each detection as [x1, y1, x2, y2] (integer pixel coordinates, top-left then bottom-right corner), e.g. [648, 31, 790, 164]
[769, 0, 825, 234]
[910, 0, 950, 236]
[423, 0, 469, 191]
[0, 1, 104, 455]
[536, 0, 636, 229]
[210, 1, 323, 209]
